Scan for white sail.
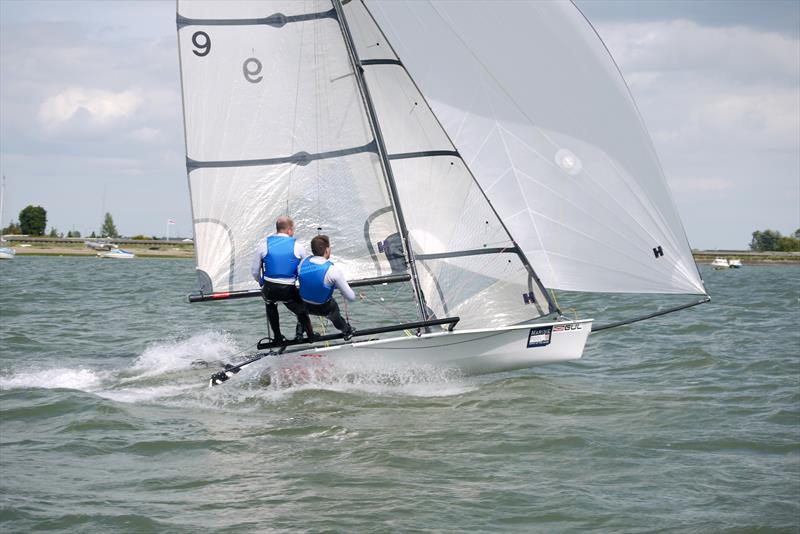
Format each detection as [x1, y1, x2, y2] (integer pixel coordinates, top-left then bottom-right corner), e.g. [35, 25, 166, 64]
[367, 0, 706, 295]
[344, 0, 553, 329]
[177, 0, 399, 293]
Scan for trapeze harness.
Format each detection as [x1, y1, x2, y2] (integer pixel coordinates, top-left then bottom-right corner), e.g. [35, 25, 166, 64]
[298, 258, 336, 305]
[262, 235, 300, 284]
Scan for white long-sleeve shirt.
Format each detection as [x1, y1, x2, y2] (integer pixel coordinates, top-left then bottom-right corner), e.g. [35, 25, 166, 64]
[300, 256, 356, 303]
[250, 233, 309, 285]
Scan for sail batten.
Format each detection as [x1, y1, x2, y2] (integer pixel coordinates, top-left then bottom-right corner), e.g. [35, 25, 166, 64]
[177, 9, 336, 30]
[186, 141, 378, 171]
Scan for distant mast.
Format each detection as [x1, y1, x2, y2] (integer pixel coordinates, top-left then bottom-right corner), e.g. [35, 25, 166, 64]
[0, 175, 6, 241]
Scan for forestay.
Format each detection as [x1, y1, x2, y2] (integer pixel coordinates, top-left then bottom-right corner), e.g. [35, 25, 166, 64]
[368, 0, 707, 295]
[177, 0, 398, 294]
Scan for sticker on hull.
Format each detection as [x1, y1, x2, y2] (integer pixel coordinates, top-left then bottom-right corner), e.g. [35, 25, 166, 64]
[527, 326, 553, 348]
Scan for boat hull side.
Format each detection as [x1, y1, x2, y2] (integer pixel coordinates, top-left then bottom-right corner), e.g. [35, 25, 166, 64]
[289, 319, 593, 376]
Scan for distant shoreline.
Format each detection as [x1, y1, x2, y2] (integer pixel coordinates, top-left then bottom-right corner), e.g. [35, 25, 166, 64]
[5, 242, 193, 259]
[2, 239, 798, 264]
[692, 251, 799, 264]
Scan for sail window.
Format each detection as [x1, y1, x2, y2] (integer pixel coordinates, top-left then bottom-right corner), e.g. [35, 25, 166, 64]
[555, 148, 582, 176]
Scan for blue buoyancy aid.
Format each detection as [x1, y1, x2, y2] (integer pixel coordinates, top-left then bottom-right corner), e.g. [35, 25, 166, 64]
[263, 235, 300, 282]
[298, 258, 335, 304]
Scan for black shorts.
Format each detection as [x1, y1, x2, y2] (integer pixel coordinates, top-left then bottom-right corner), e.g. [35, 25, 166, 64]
[261, 282, 302, 304]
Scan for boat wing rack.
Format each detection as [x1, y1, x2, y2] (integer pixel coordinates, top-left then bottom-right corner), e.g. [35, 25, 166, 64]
[188, 274, 411, 303]
[256, 317, 460, 350]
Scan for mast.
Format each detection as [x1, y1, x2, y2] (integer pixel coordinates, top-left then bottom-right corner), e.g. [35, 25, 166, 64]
[357, 0, 558, 316]
[332, 0, 429, 320]
[0, 175, 5, 238]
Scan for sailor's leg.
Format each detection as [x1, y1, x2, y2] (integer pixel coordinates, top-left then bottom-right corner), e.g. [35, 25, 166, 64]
[282, 287, 315, 339]
[324, 299, 352, 334]
[265, 302, 282, 339]
[261, 284, 284, 340]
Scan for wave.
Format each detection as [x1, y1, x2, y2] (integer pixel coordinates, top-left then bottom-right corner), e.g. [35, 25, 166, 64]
[1, 330, 477, 406]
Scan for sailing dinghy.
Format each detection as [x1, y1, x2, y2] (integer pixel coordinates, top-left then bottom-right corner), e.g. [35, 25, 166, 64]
[175, 0, 709, 386]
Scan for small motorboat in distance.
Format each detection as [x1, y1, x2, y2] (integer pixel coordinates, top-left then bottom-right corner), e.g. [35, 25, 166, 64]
[0, 246, 15, 260]
[711, 258, 729, 269]
[98, 249, 135, 259]
[728, 259, 742, 268]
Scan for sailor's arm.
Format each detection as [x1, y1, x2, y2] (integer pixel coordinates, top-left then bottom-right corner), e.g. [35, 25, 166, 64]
[329, 266, 356, 302]
[251, 242, 267, 285]
[295, 242, 309, 260]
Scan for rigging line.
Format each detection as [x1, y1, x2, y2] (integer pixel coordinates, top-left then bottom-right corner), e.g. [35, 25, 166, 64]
[362, 288, 407, 325]
[592, 296, 710, 332]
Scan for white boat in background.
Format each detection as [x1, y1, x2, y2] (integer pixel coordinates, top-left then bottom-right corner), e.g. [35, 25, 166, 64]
[175, 0, 709, 386]
[85, 240, 117, 251]
[98, 249, 135, 259]
[728, 259, 743, 268]
[0, 176, 13, 260]
[711, 258, 730, 269]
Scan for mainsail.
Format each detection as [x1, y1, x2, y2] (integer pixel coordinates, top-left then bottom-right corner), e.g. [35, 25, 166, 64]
[177, 0, 555, 330]
[177, 0, 399, 294]
[368, 0, 707, 296]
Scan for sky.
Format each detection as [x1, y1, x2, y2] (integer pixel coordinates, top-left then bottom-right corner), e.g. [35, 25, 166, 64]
[0, 0, 798, 249]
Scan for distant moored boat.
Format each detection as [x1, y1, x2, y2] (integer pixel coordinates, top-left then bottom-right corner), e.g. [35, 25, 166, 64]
[711, 258, 730, 269]
[98, 249, 135, 259]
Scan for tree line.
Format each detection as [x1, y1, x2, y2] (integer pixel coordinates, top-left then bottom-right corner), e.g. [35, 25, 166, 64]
[750, 229, 800, 252]
[2, 206, 121, 239]
[3, 204, 798, 251]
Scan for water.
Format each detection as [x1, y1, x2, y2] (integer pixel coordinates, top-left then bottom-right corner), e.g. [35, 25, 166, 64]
[1, 257, 798, 532]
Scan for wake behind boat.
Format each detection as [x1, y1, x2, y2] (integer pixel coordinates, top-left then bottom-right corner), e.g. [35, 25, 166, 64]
[175, 0, 708, 386]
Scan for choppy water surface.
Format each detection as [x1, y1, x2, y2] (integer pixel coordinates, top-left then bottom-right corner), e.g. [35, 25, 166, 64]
[1, 257, 798, 532]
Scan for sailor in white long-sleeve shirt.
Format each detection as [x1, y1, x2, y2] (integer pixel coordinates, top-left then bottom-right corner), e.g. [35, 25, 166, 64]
[250, 216, 314, 343]
[297, 234, 357, 340]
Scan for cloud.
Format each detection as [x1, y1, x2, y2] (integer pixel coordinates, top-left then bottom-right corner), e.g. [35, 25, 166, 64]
[37, 87, 142, 130]
[596, 19, 800, 153]
[588, 16, 799, 247]
[671, 177, 733, 192]
[601, 20, 798, 86]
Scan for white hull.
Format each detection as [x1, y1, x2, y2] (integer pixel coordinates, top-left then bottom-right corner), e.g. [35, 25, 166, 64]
[711, 258, 729, 269]
[272, 319, 592, 377]
[98, 250, 135, 259]
[0, 249, 14, 260]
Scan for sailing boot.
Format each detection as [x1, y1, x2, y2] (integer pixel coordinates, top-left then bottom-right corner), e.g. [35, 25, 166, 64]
[342, 324, 355, 342]
[294, 321, 305, 342]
